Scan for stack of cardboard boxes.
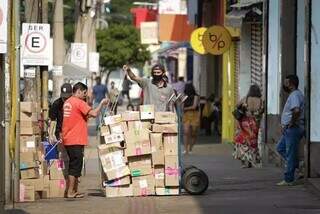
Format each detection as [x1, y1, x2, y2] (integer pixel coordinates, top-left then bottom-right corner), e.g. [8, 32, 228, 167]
[99, 105, 180, 198]
[19, 102, 66, 201]
[19, 101, 42, 202]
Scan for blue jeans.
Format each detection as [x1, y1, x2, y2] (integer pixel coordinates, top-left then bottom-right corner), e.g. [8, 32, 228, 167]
[276, 126, 304, 182]
[94, 102, 106, 128]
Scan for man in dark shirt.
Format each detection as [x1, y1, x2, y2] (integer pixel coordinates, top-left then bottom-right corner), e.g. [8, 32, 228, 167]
[91, 76, 108, 128]
[49, 83, 73, 142]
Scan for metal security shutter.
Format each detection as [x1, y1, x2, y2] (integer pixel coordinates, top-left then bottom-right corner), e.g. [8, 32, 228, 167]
[250, 23, 263, 88]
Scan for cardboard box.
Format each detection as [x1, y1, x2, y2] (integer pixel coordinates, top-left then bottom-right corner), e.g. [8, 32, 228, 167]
[109, 122, 127, 134]
[104, 176, 131, 187]
[98, 150, 127, 174]
[121, 111, 140, 121]
[105, 185, 133, 198]
[39, 160, 48, 176]
[104, 133, 125, 144]
[155, 187, 179, 196]
[49, 159, 65, 180]
[40, 186, 50, 199]
[132, 175, 155, 196]
[140, 105, 155, 120]
[154, 166, 165, 187]
[152, 124, 178, 133]
[165, 156, 179, 186]
[100, 125, 110, 136]
[124, 129, 151, 157]
[104, 114, 122, 125]
[49, 179, 66, 198]
[155, 112, 177, 124]
[105, 165, 131, 181]
[20, 151, 38, 169]
[163, 134, 178, 156]
[20, 121, 40, 135]
[99, 142, 125, 152]
[20, 184, 35, 202]
[20, 102, 37, 113]
[150, 133, 164, 166]
[20, 135, 40, 152]
[20, 112, 38, 122]
[128, 155, 152, 177]
[127, 121, 152, 131]
[20, 178, 44, 191]
[21, 168, 40, 179]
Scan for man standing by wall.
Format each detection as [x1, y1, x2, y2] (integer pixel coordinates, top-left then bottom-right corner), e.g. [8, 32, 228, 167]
[276, 75, 305, 186]
[62, 82, 108, 198]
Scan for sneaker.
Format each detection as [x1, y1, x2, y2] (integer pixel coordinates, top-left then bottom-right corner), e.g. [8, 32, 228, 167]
[276, 180, 294, 186]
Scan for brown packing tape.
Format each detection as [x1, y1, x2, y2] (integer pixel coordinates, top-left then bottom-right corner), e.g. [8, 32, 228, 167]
[152, 124, 178, 133]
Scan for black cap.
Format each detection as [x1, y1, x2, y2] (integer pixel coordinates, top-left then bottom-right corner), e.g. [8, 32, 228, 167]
[60, 83, 72, 98]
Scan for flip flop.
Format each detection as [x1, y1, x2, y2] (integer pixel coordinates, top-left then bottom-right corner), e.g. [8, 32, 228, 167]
[67, 192, 84, 198]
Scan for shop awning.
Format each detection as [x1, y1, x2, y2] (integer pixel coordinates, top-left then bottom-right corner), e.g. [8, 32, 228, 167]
[225, 0, 263, 28]
[230, 0, 263, 8]
[225, 9, 250, 28]
[63, 63, 91, 79]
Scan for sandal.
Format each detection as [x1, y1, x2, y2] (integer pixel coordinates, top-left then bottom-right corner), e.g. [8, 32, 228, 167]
[67, 192, 85, 198]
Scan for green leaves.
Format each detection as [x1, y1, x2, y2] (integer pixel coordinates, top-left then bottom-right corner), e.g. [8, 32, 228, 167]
[97, 25, 151, 71]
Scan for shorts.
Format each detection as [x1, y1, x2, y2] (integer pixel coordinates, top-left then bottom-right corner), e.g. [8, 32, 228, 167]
[65, 145, 84, 177]
[183, 110, 200, 128]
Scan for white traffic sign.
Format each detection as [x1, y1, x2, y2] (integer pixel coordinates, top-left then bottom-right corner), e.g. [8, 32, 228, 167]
[21, 23, 50, 65]
[89, 52, 99, 72]
[71, 43, 87, 68]
[0, 0, 7, 53]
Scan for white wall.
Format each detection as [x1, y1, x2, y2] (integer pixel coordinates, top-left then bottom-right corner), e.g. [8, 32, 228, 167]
[296, 0, 305, 91]
[310, 0, 320, 141]
[267, 0, 281, 114]
[239, 23, 251, 99]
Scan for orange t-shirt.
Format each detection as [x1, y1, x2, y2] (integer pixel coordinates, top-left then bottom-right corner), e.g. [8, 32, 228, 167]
[62, 96, 92, 146]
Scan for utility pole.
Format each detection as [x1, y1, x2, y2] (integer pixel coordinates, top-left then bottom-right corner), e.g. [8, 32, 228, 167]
[52, 0, 65, 100]
[24, 0, 40, 102]
[75, 0, 97, 88]
[0, 51, 5, 214]
[13, 0, 21, 203]
[41, 0, 49, 123]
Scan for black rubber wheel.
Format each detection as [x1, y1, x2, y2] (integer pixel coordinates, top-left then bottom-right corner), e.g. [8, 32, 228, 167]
[182, 168, 209, 195]
[181, 165, 197, 177]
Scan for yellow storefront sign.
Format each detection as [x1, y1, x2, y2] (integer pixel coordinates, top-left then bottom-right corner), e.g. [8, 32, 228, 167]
[202, 25, 232, 55]
[190, 27, 208, 55]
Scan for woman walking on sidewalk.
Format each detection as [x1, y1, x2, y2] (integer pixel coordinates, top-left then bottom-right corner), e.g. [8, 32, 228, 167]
[233, 84, 264, 168]
[183, 83, 200, 155]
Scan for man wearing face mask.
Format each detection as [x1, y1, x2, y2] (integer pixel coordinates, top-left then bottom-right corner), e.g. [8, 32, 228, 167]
[276, 75, 305, 186]
[123, 64, 174, 111]
[62, 82, 109, 198]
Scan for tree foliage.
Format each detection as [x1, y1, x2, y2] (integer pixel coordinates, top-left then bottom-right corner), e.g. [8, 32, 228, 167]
[97, 24, 150, 70]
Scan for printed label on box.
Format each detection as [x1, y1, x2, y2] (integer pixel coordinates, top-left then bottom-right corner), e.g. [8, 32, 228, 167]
[155, 172, 164, 180]
[139, 180, 148, 188]
[26, 141, 35, 148]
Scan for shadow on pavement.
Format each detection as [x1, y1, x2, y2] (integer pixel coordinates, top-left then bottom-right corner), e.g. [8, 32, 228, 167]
[5, 209, 30, 214]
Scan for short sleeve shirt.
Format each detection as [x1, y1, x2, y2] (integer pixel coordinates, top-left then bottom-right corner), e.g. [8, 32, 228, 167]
[136, 78, 175, 112]
[281, 89, 305, 127]
[62, 96, 92, 146]
[49, 97, 64, 139]
[93, 84, 108, 104]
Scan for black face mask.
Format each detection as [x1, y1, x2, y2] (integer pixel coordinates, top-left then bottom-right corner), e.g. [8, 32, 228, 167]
[152, 75, 163, 82]
[282, 85, 291, 93]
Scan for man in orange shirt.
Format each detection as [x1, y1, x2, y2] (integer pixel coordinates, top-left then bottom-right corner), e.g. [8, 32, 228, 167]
[62, 82, 108, 198]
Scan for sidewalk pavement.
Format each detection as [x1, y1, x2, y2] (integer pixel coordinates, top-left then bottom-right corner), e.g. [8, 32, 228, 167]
[7, 121, 320, 214]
